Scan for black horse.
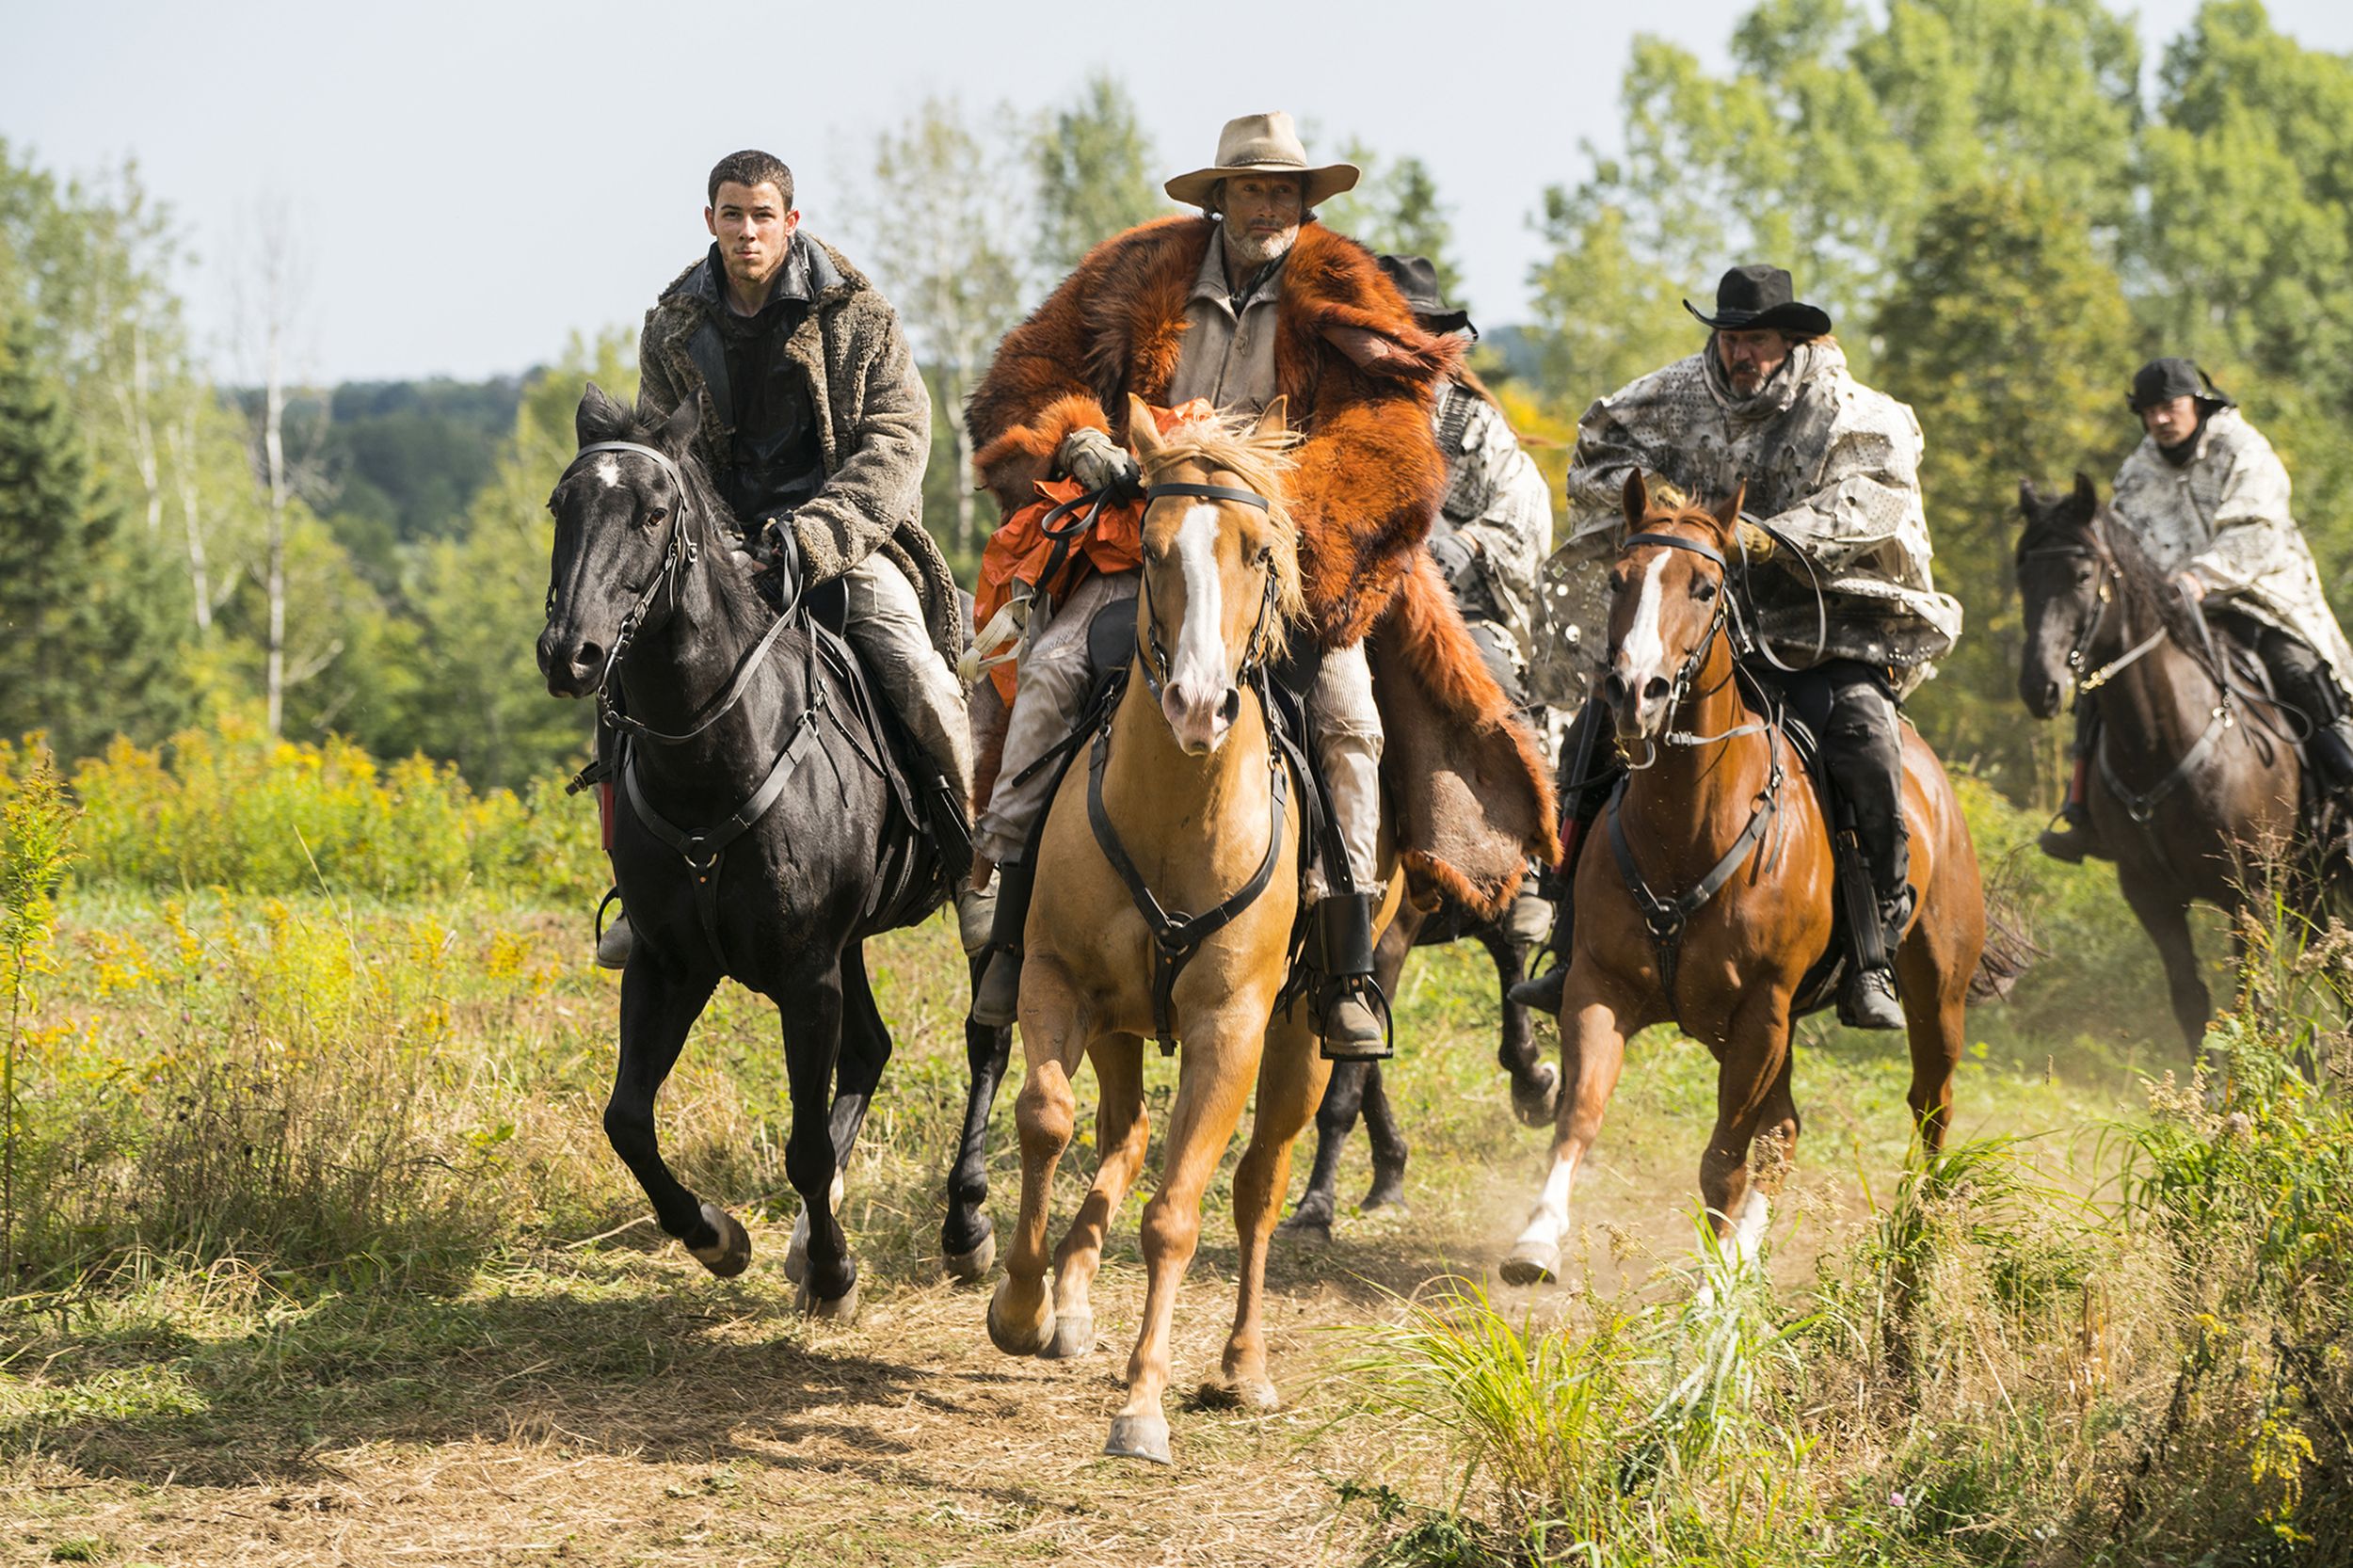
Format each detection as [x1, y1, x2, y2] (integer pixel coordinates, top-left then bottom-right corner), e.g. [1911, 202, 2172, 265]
[1277, 896, 1560, 1240]
[2016, 474, 2316, 1053]
[538, 386, 1007, 1312]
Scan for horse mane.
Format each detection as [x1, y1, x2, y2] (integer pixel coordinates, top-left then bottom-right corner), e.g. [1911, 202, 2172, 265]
[2099, 505, 2211, 656]
[1138, 411, 1308, 644]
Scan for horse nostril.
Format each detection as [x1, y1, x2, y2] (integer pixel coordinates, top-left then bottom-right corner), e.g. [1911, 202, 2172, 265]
[1218, 687, 1241, 726]
[572, 641, 604, 677]
[1643, 676, 1671, 704]
[1603, 671, 1628, 706]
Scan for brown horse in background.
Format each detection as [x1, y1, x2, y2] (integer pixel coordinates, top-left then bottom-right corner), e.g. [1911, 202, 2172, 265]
[984, 397, 1403, 1465]
[1503, 475, 2007, 1286]
[2016, 475, 2310, 1053]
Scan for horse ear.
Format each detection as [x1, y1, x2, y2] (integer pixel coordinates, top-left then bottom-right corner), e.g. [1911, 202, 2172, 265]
[2072, 471, 2099, 513]
[1255, 395, 1290, 440]
[2019, 477, 2042, 512]
[1620, 469, 1650, 535]
[657, 393, 700, 453]
[1710, 479, 1747, 538]
[576, 382, 626, 446]
[1126, 395, 1162, 461]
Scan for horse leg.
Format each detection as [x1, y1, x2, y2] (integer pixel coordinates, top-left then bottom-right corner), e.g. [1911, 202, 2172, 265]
[1275, 1059, 1366, 1240]
[1358, 1064, 1410, 1212]
[1697, 990, 1799, 1280]
[1478, 920, 1559, 1127]
[986, 957, 1087, 1357]
[2119, 868, 2211, 1056]
[786, 942, 891, 1289]
[1042, 1032, 1150, 1359]
[1106, 1013, 1261, 1466]
[781, 961, 858, 1316]
[942, 951, 1014, 1282]
[1501, 977, 1634, 1286]
[603, 960, 735, 1272]
[1205, 1015, 1332, 1412]
[1897, 911, 1970, 1158]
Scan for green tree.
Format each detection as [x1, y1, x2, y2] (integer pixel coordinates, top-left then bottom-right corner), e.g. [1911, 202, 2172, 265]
[1032, 72, 1163, 281]
[1321, 141, 1466, 305]
[0, 314, 192, 756]
[1871, 178, 2137, 792]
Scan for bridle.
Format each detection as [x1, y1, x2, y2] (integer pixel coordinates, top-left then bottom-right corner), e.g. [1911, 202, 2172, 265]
[1133, 478, 1285, 708]
[1612, 526, 1770, 768]
[2017, 520, 2147, 703]
[552, 440, 796, 746]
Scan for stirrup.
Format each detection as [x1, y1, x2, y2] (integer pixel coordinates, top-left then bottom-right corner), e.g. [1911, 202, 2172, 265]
[594, 890, 632, 970]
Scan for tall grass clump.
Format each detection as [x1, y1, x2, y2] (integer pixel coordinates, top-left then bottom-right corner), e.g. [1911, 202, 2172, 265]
[6, 715, 602, 904]
[2, 747, 77, 1287]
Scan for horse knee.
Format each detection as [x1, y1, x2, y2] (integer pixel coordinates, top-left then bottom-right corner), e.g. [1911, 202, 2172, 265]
[784, 1130, 836, 1199]
[602, 1099, 654, 1161]
[1140, 1199, 1200, 1263]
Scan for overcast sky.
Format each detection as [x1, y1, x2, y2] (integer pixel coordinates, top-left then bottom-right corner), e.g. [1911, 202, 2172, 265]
[8, 0, 2350, 385]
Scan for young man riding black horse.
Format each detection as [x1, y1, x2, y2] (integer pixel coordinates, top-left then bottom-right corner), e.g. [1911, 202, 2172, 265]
[1519, 264, 1963, 1031]
[594, 149, 974, 966]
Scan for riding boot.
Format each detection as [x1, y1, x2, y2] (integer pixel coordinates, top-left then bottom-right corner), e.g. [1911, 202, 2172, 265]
[1820, 664, 1910, 1032]
[596, 899, 632, 969]
[968, 857, 1035, 1029]
[1312, 891, 1390, 1061]
[2265, 642, 2353, 803]
[2038, 696, 2105, 864]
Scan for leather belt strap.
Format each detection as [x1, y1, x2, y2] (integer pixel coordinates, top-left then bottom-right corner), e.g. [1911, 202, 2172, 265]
[1606, 765, 1782, 1015]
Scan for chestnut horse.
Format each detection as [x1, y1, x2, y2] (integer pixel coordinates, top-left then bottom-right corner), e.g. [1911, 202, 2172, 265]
[1503, 475, 2004, 1285]
[984, 398, 1401, 1465]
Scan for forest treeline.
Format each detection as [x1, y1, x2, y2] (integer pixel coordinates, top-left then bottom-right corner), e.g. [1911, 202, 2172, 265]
[7, 0, 2353, 802]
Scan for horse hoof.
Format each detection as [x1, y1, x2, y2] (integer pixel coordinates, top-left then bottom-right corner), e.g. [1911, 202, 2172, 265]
[1359, 1186, 1408, 1216]
[796, 1277, 860, 1323]
[942, 1228, 996, 1285]
[1041, 1309, 1095, 1359]
[1513, 1064, 1561, 1128]
[689, 1202, 752, 1278]
[1103, 1413, 1173, 1465]
[1498, 1240, 1560, 1287]
[1274, 1210, 1334, 1244]
[986, 1283, 1055, 1358]
[782, 1213, 809, 1287]
[1197, 1375, 1280, 1413]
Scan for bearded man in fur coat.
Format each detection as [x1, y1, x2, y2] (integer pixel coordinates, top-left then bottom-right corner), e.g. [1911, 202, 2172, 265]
[962, 112, 1556, 1058]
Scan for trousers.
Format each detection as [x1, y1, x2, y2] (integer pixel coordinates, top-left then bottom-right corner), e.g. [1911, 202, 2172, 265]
[1770, 659, 1908, 899]
[841, 553, 974, 809]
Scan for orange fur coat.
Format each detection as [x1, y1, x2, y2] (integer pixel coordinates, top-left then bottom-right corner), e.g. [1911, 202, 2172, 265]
[966, 216, 1558, 913]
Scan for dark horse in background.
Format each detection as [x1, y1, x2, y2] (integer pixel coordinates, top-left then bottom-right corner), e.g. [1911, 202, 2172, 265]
[1277, 898, 1559, 1240]
[538, 386, 1006, 1315]
[2017, 475, 2325, 1054]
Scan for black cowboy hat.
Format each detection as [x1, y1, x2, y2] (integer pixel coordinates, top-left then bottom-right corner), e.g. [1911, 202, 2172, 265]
[1375, 253, 1475, 338]
[2128, 356, 2235, 413]
[1683, 264, 1833, 338]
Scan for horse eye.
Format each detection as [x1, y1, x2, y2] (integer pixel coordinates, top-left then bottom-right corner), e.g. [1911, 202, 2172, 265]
[1692, 579, 1719, 602]
[646, 506, 669, 527]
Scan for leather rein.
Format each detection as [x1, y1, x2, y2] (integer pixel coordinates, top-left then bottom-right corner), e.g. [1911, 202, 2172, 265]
[1608, 528, 1789, 1011]
[1088, 478, 1290, 1055]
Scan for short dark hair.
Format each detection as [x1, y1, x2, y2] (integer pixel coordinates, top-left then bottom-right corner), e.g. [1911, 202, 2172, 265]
[707, 151, 793, 209]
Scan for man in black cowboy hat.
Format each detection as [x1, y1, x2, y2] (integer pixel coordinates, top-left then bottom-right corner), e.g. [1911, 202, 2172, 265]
[1518, 264, 1962, 1030]
[2040, 358, 2353, 862]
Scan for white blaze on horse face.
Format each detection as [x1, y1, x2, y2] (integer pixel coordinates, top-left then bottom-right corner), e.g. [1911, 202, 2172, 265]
[1614, 552, 1673, 729]
[593, 455, 623, 488]
[1161, 504, 1232, 753]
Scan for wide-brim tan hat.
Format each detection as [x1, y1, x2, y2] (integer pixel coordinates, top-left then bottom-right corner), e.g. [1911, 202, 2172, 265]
[1165, 111, 1359, 211]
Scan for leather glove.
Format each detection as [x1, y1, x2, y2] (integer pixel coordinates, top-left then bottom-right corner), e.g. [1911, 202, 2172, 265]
[1057, 426, 1140, 495]
[1736, 520, 1776, 562]
[1428, 532, 1477, 589]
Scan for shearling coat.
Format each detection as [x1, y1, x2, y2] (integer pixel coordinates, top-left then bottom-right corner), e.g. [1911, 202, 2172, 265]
[966, 215, 1558, 913]
[640, 233, 966, 659]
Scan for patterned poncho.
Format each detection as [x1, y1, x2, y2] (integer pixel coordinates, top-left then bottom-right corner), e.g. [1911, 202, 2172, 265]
[2111, 407, 2353, 697]
[1529, 340, 1962, 703]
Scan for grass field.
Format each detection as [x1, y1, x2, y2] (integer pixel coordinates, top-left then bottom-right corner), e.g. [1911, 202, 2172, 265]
[4, 748, 2349, 1564]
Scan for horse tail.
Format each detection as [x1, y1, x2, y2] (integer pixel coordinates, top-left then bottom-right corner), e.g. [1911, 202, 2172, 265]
[1967, 856, 2041, 1003]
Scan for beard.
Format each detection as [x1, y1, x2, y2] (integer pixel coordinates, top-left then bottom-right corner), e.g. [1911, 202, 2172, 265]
[1222, 216, 1299, 274]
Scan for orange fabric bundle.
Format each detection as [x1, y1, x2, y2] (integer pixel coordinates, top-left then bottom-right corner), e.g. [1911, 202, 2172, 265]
[970, 400, 1209, 703]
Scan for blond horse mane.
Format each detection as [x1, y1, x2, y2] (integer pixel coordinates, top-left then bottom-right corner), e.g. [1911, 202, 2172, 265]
[1136, 410, 1307, 654]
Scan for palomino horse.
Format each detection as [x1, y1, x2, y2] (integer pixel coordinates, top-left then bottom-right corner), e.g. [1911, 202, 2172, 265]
[1503, 474, 2001, 1286]
[2016, 475, 2306, 1052]
[985, 397, 1401, 1465]
[539, 386, 968, 1318]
